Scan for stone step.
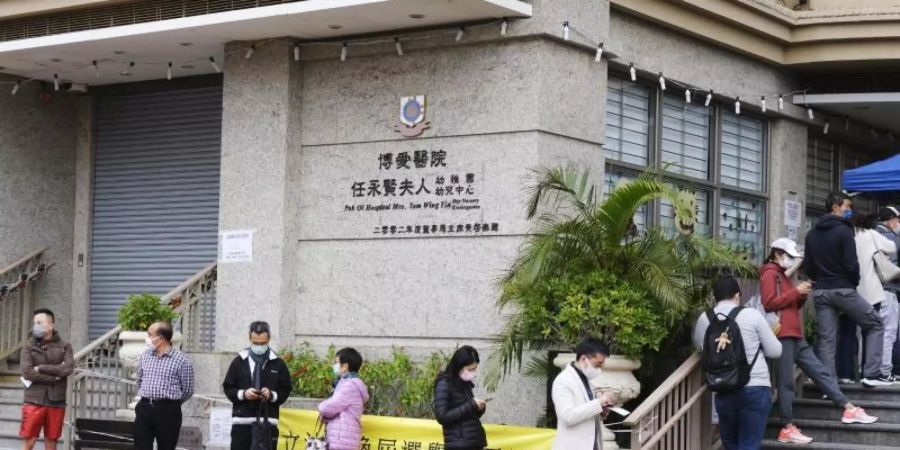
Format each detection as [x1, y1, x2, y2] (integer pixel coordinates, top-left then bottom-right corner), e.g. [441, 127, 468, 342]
[0, 432, 54, 450]
[0, 386, 22, 399]
[0, 416, 19, 434]
[788, 398, 900, 423]
[802, 381, 900, 403]
[0, 372, 20, 385]
[765, 418, 900, 446]
[0, 400, 20, 417]
[762, 440, 900, 450]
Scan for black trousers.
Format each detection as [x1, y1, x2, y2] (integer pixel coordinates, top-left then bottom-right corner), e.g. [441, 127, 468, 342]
[231, 424, 279, 450]
[134, 400, 182, 450]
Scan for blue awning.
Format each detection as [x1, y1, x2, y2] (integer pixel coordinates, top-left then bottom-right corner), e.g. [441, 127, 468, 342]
[842, 154, 900, 193]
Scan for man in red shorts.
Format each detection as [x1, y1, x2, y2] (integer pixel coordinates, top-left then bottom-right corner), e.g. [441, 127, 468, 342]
[20, 308, 73, 450]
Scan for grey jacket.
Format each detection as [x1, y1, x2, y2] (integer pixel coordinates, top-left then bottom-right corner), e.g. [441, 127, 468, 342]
[21, 333, 74, 406]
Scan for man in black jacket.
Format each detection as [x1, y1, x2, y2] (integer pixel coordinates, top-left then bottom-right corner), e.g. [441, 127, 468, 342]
[804, 192, 888, 387]
[222, 321, 293, 450]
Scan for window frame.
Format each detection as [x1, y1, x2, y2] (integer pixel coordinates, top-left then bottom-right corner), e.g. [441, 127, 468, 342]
[604, 71, 770, 258]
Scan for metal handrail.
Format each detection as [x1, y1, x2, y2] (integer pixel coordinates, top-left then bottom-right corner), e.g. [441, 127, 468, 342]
[623, 353, 714, 450]
[0, 247, 48, 275]
[73, 262, 218, 360]
[0, 248, 51, 361]
[65, 262, 218, 450]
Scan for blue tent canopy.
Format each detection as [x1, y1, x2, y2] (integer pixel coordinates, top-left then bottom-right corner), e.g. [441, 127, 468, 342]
[842, 154, 900, 193]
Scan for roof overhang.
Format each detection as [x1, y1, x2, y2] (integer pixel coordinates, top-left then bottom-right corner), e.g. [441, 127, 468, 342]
[796, 92, 900, 134]
[0, 0, 531, 85]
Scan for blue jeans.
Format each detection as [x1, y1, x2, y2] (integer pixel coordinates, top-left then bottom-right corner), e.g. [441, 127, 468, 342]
[715, 386, 771, 450]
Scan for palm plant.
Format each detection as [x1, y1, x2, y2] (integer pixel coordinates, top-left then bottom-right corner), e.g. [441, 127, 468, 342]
[484, 166, 755, 390]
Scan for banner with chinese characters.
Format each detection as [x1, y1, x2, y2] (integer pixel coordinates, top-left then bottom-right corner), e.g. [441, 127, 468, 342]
[296, 135, 540, 240]
[277, 408, 556, 450]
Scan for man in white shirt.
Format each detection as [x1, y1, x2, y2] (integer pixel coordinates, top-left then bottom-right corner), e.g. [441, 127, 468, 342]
[694, 277, 782, 450]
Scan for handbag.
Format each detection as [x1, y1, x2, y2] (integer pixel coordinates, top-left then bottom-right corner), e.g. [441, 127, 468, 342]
[251, 400, 273, 450]
[871, 233, 900, 282]
[305, 416, 328, 450]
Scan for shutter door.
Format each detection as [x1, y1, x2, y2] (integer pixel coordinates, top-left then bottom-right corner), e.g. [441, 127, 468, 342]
[89, 86, 222, 338]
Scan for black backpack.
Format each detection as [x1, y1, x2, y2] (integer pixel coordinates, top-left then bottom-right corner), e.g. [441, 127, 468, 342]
[701, 306, 761, 393]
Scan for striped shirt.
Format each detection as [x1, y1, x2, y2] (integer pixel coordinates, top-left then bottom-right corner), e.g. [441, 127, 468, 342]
[136, 346, 194, 401]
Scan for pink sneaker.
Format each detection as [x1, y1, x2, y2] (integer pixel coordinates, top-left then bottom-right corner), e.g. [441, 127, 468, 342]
[777, 425, 813, 444]
[842, 406, 879, 424]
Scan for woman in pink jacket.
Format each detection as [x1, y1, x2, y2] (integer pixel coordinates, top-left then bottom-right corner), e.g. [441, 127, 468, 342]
[318, 348, 370, 450]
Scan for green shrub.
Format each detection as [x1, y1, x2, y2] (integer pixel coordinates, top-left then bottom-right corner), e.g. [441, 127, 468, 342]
[117, 293, 179, 331]
[282, 345, 447, 419]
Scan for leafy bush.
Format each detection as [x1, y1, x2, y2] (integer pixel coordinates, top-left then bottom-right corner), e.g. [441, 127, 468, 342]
[117, 293, 179, 331]
[282, 344, 447, 419]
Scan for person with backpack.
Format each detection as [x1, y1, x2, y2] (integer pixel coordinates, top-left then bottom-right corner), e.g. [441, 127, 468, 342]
[760, 239, 877, 444]
[693, 276, 782, 450]
[803, 192, 889, 387]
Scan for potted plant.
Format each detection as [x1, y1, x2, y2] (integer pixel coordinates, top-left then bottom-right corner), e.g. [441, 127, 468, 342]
[117, 293, 181, 371]
[487, 167, 753, 446]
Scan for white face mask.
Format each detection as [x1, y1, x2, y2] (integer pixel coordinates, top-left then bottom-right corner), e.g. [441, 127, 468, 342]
[579, 358, 603, 380]
[779, 255, 795, 270]
[459, 368, 477, 382]
[893, 223, 900, 235]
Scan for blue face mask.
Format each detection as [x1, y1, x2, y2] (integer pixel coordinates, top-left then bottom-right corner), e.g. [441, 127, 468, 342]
[843, 209, 853, 220]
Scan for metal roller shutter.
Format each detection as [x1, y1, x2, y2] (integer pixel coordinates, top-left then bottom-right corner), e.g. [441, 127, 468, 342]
[89, 86, 222, 338]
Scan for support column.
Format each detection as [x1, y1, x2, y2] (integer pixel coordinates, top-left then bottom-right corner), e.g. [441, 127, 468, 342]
[216, 41, 302, 351]
[768, 119, 809, 245]
[70, 97, 94, 349]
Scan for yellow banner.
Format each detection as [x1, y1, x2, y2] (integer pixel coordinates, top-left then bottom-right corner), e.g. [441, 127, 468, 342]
[277, 408, 555, 450]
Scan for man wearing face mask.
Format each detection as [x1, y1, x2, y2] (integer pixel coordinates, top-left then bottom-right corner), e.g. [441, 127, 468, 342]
[222, 321, 292, 450]
[551, 337, 612, 450]
[134, 321, 195, 450]
[876, 207, 900, 377]
[19, 308, 73, 450]
[803, 192, 888, 387]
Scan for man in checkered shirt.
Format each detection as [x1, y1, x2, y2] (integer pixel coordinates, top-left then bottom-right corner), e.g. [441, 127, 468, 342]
[135, 321, 195, 450]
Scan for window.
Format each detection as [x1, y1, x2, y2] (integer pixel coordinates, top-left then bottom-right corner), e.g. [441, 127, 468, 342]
[719, 195, 766, 263]
[720, 112, 764, 191]
[604, 75, 769, 263]
[806, 137, 836, 213]
[661, 94, 710, 179]
[604, 78, 650, 166]
[603, 170, 647, 232]
[805, 134, 885, 217]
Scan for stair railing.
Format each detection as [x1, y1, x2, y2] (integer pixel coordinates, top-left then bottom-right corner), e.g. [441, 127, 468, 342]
[65, 262, 217, 449]
[622, 353, 715, 450]
[0, 247, 52, 361]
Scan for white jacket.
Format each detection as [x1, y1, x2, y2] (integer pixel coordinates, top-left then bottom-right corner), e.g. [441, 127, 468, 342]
[552, 364, 604, 450]
[855, 228, 898, 304]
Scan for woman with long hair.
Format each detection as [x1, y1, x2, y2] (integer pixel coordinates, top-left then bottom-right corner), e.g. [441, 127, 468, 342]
[433, 346, 487, 450]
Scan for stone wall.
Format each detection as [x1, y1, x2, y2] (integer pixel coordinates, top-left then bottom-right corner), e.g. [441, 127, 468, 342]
[0, 77, 78, 339]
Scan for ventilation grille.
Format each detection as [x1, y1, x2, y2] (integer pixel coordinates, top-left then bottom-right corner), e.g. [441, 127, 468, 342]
[0, 0, 306, 43]
[806, 71, 900, 94]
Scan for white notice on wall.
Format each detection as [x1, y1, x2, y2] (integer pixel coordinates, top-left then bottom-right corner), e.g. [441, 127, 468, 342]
[208, 407, 232, 446]
[220, 230, 253, 263]
[784, 200, 802, 228]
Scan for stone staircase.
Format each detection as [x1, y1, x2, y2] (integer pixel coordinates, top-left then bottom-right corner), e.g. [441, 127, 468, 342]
[763, 381, 900, 449]
[0, 364, 28, 450]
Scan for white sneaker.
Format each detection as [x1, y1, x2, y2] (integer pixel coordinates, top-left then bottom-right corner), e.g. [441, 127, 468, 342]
[862, 377, 893, 387]
[838, 378, 854, 384]
[843, 406, 879, 424]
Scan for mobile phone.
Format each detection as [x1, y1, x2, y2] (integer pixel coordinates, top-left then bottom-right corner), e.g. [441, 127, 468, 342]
[484, 397, 494, 402]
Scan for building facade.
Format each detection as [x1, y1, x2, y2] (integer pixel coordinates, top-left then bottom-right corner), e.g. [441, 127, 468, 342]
[0, 0, 898, 427]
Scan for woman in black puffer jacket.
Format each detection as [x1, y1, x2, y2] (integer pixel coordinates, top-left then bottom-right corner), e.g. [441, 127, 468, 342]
[433, 346, 487, 450]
